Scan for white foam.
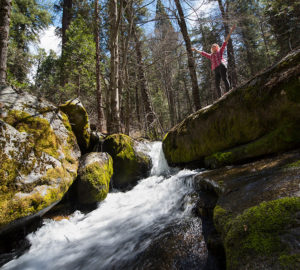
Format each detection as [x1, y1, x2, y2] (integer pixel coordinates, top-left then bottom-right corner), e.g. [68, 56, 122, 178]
[3, 142, 198, 270]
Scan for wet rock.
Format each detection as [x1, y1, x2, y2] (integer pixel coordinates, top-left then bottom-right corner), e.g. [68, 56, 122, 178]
[102, 134, 151, 190]
[59, 98, 91, 153]
[0, 86, 80, 233]
[163, 48, 300, 168]
[121, 218, 211, 270]
[194, 150, 300, 269]
[77, 152, 113, 204]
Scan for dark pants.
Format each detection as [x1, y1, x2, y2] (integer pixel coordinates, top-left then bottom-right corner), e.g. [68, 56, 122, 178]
[214, 63, 230, 98]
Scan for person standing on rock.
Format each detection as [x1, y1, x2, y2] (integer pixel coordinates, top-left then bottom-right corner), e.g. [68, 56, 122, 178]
[192, 24, 236, 98]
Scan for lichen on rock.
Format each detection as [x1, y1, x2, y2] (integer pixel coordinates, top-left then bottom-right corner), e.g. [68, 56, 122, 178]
[59, 98, 91, 153]
[77, 152, 113, 204]
[102, 133, 151, 190]
[0, 86, 80, 231]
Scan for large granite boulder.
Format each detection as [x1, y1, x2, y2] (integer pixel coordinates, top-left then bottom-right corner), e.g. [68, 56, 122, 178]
[102, 134, 151, 189]
[0, 86, 80, 232]
[77, 152, 113, 204]
[163, 48, 300, 168]
[59, 98, 91, 153]
[193, 149, 300, 269]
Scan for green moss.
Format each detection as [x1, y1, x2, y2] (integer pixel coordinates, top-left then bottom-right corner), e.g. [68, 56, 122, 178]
[103, 134, 151, 188]
[0, 166, 73, 228]
[205, 122, 300, 168]
[0, 152, 19, 189]
[279, 254, 300, 269]
[78, 156, 113, 204]
[213, 205, 232, 234]
[285, 159, 300, 168]
[60, 111, 78, 164]
[59, 99, 90, 151]
[214, 197, 300, 269]
[3, 110, 60, 159]
[162, 50, 300, 166]
[286, 76, 300, 102]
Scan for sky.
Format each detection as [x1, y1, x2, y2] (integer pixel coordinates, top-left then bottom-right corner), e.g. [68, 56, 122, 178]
[34, 0, 216, 56]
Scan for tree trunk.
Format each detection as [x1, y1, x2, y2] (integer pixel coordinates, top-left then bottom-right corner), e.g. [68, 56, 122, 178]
[61, 0, 73, 87]
[94, 0, 104, 131]
[107, 0, 122, 133]
[174, 0, 201, 111]
[217, 0, 237, 88]
[133, 29, 156, 136]
[0, 0, 11, 85]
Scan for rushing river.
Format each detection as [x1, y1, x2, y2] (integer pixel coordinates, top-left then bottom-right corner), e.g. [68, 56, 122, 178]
[2, 142, 210, 270]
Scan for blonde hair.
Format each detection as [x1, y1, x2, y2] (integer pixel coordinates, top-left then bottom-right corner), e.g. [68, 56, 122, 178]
[211, 43, 220, 53]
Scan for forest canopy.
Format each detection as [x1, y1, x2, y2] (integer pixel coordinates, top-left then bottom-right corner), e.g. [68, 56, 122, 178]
[2, 0, 300, 138]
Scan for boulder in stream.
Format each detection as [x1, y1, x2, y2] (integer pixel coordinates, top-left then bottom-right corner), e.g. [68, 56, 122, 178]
[0, 86, 80, 233]
[102, 134, 151, 189]
[77, 152, 113, 204]
[163, 48, 300, 168]
[193, 149, 300, 269]
[59, 98, 91, 153]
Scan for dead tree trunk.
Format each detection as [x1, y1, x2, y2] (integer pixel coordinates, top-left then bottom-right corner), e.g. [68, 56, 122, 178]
[174, 0, 201, 111]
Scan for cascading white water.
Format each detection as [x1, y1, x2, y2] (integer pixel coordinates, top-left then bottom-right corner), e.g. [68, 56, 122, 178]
[2, 142, 202, 270]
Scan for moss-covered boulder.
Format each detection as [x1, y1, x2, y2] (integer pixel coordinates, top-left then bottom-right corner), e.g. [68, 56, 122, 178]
[0, 86, 80, 233]
[102, 134, 151, 189]
[193, 150, 300, 269]
[163, 48, 300, 168]
[59, 98, 91, 153]
[77, 152, 113, 204]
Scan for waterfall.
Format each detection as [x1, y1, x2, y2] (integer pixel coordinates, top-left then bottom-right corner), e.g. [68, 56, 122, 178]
[2, 142, 203, 270]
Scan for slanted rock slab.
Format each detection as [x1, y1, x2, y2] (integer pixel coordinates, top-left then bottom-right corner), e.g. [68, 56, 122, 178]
[163, 48, 300, 168]
[77, 152, 113, 205]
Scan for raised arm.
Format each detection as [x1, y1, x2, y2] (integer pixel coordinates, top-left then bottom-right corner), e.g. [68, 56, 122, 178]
[225, 24, 236, 43]
[191, 48, 211, 59]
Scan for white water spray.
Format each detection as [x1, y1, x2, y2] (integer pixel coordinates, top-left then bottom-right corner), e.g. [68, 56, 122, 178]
[2, 142, 199, 270]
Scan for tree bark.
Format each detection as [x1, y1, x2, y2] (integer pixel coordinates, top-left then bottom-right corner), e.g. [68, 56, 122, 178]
[107, 0, 122, 133]
[94, 0, 104, 131]
[174, 0, 201, 111]
[217, 0, 237, 87]
[61, 0, 73, 87]
[133, 29, 156, 135]
[0, 0, 12, 85]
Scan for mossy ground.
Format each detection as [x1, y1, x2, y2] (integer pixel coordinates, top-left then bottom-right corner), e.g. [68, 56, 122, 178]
[213, 197, 300, 269]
